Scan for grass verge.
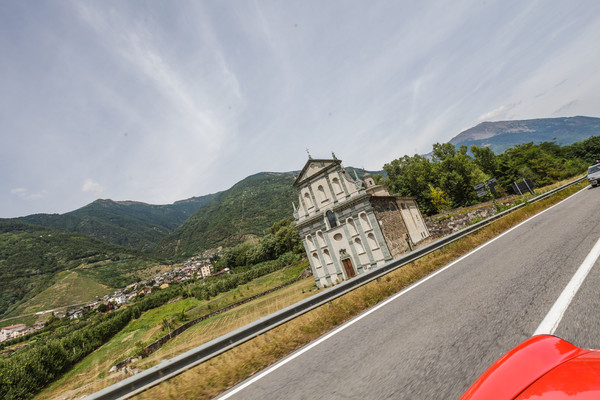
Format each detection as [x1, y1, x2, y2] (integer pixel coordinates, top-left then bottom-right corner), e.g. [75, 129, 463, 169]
[135, 180, 588, 400]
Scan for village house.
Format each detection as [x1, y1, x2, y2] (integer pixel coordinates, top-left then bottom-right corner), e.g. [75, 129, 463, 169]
[200, 263, 214, 278]
[293, 154, 430, 288]
[0, 324, 27, 342]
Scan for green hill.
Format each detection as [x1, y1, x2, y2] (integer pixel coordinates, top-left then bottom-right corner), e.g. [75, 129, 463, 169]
[0, 219, 160, 318]
[17, 195, 217, 252]
[449, 116, 600, 154]
[155, 168, 383, 260]
[155, 172, 298, 260]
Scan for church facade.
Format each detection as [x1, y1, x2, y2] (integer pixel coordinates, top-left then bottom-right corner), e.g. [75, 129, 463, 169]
[293, 154, 430, 288]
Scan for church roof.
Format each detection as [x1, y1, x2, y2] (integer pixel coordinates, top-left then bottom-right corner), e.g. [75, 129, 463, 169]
[293, 157, 342, 187]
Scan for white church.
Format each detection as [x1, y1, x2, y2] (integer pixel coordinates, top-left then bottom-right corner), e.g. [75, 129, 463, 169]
[293, 154, 430, 288]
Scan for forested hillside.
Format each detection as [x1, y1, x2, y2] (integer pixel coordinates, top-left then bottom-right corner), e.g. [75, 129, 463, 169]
[0, 219, 159, 318]
[17, 195, 217, 252]
[156, 172, 298, 260]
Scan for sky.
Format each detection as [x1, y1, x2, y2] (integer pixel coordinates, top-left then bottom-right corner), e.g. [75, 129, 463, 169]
[2, 0, 600, 218]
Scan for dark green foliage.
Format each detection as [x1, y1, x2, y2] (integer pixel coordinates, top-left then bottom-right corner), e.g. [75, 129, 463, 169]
[384, 137, 596, 215]
[383, 154, 436, 214]
[563, 135, 600, 164]
[0, 220, 159, 318]
[0, 309, 132, 400]
[216, 219, 303, 270]
[17, 195, 217, 252]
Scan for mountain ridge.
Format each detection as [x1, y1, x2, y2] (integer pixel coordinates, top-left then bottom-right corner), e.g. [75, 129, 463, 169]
[449, 116, 600, 153]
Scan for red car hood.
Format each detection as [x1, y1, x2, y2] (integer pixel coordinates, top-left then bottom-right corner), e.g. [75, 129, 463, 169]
[460, 335, 596, 400]
[515, 350, 600, 399]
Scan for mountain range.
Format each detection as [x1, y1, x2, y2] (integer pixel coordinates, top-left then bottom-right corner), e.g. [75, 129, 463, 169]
[450, 116, 600, 154]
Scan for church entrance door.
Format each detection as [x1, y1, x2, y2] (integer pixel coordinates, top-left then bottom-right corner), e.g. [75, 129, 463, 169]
[342, 258, 356, 278]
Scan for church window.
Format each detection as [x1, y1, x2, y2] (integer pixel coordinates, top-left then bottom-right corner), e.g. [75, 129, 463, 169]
[316, 231, 325, 247]
[326, 210, 337, 228]
[304, 192, 313, 209]
[389, 202, 398, 211]
[323, 249, 332, 264]
[317, 185, 328, 203]
[306, 235, 316, 251]
[367, 233, 379, 250]
[312, 253, 322, 268]
[359, 212, 371, 231]
[332, 177, 342, 194]
[354, 238, 365, 254]
[347, 218, 358, 236]
[333, 233, 343, 241]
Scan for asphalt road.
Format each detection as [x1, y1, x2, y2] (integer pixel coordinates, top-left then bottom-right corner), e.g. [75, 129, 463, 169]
[218, 186, 600, 400]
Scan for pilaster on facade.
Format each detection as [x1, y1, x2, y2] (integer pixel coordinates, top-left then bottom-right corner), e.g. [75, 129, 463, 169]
[307, 185, 320, 214]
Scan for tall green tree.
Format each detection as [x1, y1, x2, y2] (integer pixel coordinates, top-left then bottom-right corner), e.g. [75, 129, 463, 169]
[383, 154, 435, 214]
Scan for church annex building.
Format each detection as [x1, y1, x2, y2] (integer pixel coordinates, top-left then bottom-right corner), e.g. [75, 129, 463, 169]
[293, 154, 430, 288]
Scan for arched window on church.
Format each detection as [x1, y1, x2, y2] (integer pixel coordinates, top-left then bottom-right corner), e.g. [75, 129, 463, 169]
[306, 235, 316, 251]
[347, 217, 358, 236]
[332, 177, 342, 194]
[326, 210, 337, 228]
[317, 185, 328, 203]
[359, 212, 371, 231]
[354, 238, 365, 254]
[323, 249, 332, 264]
[316, 231, 325, 247]
[304, 192, 313, 209]
[312, 252, 322, 268]
[367, 233, 379, 250]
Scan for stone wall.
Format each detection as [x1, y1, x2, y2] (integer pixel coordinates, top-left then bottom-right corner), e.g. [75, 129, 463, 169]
[425, 204, 497, 238]
[370, 197, 411, 258]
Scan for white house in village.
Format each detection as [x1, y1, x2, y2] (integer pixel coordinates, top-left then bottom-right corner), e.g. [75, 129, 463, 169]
[293, 154, 430, 288]
[0, 324, 27, 342]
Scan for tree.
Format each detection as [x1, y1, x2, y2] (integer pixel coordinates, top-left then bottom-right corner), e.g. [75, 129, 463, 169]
[431, 144, 479, 207]
[429, 185, 452, 214]
[471, 145, 498, 177]
[383, 154, 435, 214]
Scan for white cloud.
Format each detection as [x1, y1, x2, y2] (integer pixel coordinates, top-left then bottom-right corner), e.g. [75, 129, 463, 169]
[10, 188, 27, 196]
[10, 188, 48, 201]
[81, 179, 104, 195]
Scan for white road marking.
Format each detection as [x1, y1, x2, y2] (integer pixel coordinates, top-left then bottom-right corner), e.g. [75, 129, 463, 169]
[534, 236, 600, 335]
[218, 187, 587, 399]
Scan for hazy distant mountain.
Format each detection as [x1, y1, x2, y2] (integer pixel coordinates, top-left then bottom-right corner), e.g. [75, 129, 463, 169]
[17, 195, 217, 252]
[449, 116, 600, 154]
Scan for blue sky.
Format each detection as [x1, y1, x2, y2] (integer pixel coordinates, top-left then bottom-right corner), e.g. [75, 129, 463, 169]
[2, 0, 600, 218]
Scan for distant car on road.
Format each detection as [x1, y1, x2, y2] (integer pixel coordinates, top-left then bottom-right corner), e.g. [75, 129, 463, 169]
[459, 335, 600, 399]
[587, 163, 600, 187]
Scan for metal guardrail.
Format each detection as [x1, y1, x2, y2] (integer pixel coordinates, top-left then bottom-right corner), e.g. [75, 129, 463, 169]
[85, 176, 587, 400]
